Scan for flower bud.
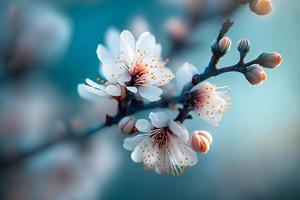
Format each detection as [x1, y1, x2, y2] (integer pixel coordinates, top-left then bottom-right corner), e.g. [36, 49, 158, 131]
[258, 52, 282, 69]
[237, 39, 251, 54]
[218, 37, 232, 54]
[191, 130, 213, 153]
[211, 37, 232, 56]
[250, 0, 272, 15]
[118, 116, 136, 134]
[244, 66, 267, 85]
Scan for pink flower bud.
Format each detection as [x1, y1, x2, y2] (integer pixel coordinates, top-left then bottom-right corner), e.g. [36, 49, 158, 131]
[191, 130, 213, 153]
[237, 39, 251, 54]
[218, 37, 232, 54]
[244, 66, 267, 85]
[118, 116, 136, 134]
[258, 52, 282, 69]
[250, 0, 272, 15]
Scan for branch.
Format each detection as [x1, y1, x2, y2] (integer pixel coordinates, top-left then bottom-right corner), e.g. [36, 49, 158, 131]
[0, 2, 249, 169]
[0, 96, 183, 169]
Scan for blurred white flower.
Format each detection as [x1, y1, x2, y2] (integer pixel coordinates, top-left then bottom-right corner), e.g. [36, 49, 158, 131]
[0, 2, 72, 75]
[97, 29, 174, 101]
[78, 78, 124, 116]
[176, 63, 230, 126]
[123, 111, 197, 175]
[175, 62, 197, 91]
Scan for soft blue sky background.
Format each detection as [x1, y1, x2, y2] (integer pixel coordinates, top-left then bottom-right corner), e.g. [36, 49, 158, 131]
[1, 0, 299, 199]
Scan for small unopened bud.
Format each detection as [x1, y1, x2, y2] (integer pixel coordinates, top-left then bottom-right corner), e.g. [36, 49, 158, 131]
[237, 39, 251, 54]
[191, 130, 213, 153]
[258, 52, 282, 69]
[244, 66, 267, 85]
[250, 0, 272, 15]
[118, 116, 136, 134]
[219, 37, 232, 53]
[212, 37, 232, 55]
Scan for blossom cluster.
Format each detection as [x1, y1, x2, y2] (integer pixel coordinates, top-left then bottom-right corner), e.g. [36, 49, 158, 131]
[78, 0, 281, 175]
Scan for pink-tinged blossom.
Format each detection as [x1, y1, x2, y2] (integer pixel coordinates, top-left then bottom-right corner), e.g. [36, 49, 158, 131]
[97, 29, 174, 101]
[176, 63, 231, 126]
[123, 111, 197, 175]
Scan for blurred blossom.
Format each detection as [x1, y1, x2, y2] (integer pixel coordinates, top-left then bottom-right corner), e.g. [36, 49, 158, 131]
[0, 81, 65, 155]
[0, 2, 72, 77]
[250, 0, 273, 15]
[130, 16, 150, 38]
[165, 17, 189, 41]
[4, 129, 121, 200]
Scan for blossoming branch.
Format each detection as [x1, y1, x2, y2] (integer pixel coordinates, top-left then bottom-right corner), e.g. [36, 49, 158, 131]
[0, 0, 281, 174]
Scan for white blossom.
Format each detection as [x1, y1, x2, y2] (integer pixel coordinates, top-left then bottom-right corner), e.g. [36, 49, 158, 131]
[176, 62, 230, 126]
[97, 29, 174, 101]
[123, 111, 197, 175]
[77, 78, 122, 116]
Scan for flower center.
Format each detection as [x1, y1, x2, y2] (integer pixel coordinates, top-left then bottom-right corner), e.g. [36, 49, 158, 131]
[127, 64, 148, 86]
[150, 127, 171, 148]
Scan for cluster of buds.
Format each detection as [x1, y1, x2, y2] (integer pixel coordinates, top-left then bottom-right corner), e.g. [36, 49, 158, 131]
[249, 0, 273, 15]
[245, 52, 282, 85]
[211, 37, 232, 56]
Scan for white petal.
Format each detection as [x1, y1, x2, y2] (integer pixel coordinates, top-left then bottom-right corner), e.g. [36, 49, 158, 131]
[126, 86, 138, 93]
[138, 85, 162, 102]
[96, 44, 115, 67]
[136, 32, 156, 54]
[135, 119, 153, 132]
[169, 136, 198, 167]
[105, 84, 121, 96]
[85, 78, 104, 90]
[131, 137, 150, 163]
[176, 62, 198, 91]
[123, 134, 147, 151]
[169, 121, 189, 143]
[105, 27, 120, 57]
[120, 30, 135, 66]
[101, 63, 131, 84]
[77, 84, 107, 101]
[146, 67, 175, 87]
[149, 111, 170, 128]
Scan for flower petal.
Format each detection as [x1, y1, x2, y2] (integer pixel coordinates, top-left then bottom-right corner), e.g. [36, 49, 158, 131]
[149, 111, 170, 128]
[138, 85, 162, 102]
[135, 119, 153, 132]
[77, 84, 107, 101]
[131, 137, 150, 163]
[169, 121, 189, 143]
[96, 44, 115, 67]
[105, 27, 120, 57]
[176, 62, 198, 91]
[136, 32, 155, 53]
[85, 78, 105, 90]
[120, 30, 135, 66]
[105, 84, 121, 96]
[123, 134, 147, 151]
[126, 86, 138, 93]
